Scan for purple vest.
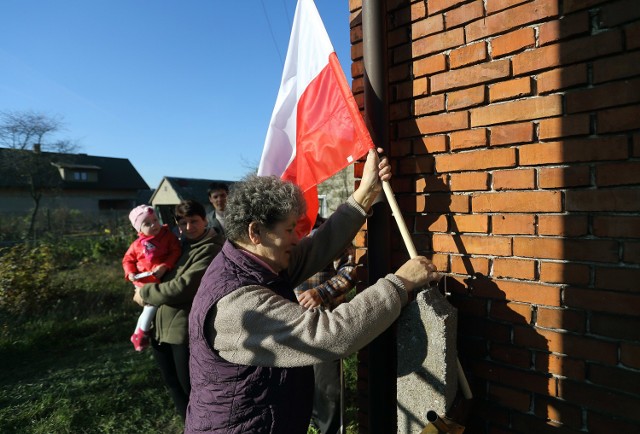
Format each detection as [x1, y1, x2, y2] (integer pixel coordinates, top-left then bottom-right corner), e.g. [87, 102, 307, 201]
[185, 241, 314, 434]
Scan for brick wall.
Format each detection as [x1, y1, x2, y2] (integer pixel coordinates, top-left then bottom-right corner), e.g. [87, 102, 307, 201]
[349, 0, 640, 432]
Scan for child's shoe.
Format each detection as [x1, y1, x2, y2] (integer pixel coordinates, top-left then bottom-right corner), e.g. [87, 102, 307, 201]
[130, 328, 150, 351]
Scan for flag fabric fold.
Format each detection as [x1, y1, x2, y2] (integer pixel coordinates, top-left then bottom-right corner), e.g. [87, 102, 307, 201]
[258, 0, 374, 237]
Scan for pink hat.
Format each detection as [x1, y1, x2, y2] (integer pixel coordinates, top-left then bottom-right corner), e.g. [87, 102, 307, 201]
[129, 205, 154, 232]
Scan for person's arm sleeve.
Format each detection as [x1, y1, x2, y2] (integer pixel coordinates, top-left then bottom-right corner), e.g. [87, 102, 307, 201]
[139, 244, 219, 306]
[159, 234, 182, 270]
[210, 274, 408, 368]
[122, 242, 139, 277]
[314, 266, 357, 309]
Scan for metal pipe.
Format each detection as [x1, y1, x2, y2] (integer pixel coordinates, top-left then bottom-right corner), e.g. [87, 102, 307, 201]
[426, 410, 453, 433]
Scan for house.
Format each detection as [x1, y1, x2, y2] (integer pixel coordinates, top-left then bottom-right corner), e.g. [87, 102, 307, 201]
[0, 148, 150, 215]
[150, 176, 234, 226]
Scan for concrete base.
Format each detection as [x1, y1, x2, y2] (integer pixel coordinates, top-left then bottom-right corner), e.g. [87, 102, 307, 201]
[396, 288, 458, 434]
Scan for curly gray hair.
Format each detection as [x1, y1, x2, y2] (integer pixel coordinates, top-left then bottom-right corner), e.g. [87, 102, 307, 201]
[225, 174, 306, 243]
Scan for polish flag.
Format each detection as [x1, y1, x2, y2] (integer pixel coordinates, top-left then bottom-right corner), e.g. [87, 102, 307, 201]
[258, 0, 374, 237]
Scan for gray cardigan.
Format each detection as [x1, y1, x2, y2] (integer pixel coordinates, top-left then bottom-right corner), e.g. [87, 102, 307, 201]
[208, 196, 409, 367]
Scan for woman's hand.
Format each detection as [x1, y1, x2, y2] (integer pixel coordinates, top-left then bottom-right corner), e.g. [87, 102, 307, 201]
[353, 147, 391, 211]
[394, 256, 439, 292]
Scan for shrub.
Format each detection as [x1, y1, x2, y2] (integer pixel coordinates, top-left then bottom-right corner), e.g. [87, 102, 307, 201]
[0, 243, 57, 316]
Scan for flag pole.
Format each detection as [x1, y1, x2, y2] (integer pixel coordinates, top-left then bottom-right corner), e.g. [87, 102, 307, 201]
[381, 180, 473, 400]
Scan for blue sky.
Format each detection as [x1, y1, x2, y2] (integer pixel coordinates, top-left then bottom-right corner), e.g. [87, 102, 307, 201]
[0, 0, 352, 188]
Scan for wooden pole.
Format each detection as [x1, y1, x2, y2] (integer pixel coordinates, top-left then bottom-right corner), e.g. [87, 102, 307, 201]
[382, 181, 473, 400]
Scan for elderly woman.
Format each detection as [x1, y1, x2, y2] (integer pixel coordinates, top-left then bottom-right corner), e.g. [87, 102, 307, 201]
[133, 200, 223, 422]
[185, 149, 438, 434]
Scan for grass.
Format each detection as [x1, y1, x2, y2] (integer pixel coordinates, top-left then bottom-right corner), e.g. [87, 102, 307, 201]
[0, 260, 360, 434]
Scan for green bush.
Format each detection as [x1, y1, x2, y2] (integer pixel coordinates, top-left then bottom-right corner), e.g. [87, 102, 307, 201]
[0, 243, 57, 316]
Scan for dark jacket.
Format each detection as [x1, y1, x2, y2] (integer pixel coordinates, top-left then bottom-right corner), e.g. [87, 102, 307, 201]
[139, 228, 222, 344]
[185, 241, 314, 434]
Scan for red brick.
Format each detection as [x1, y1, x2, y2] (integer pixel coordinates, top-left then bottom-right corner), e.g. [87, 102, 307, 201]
[538, 11, 590, 46]
[627, 21, 640, 50]
[492, 168, 535, 190]
[538, 166, 591, 189]
[512, 31, 623, 75]
[590, 364, 640, 395]
[588, 411, 640, 434]
[593, 215, 640, 238]
[411, 14, 445, 39]
[435, 147, 516, 171]
[564, 0, 609, 13]
[416, 174, 448, 192]
[535, 352, 586, 380]
[449, 41, 488, 68]
[534, 396, 583, 427]
[451, 214, 489, 232]
[621, 342, 640, 369]
[536, 307, 586, 334]
[490, 27, 535, 58]
[593, 51, 640, 83]
[623, 241, 640, 263]
[413, 28, 465, 57]
[566, 77, 640, 114]
[410, 0, 426, 21]
[415, 135, 447, 154]
[567, 189, 640, 212]
[513, 237, 619, 263]
[492, 214, 535, 235]
[414, 110, 469, 135]
[451, 255, 490, 274]
[476, 279, 561, 306]
[465, 0, 559, 42]
[492, 257, 536, 280]
[414, 94, 446, 115]
[428, 0, 468, 14]
[416, 213, 448, 232]
[449, 128, 487, 150]
[488, 384, 531, 412]
[489, 77, 532, 102]
[413, 53, 447, 77]
[530, 329, 618, 365]
[539, 261, 590, 285]
[565, 287, 639, 316]
[600, 0, 640, 27]
[558, 379, 640, 420]
[416, 192, 470, 213]
[450, 171, 490, 191]
[490, 342, 532, 368]
[397, 155, 435, 175]
[470, 95, 563, 127]
[595, 266, 640, 292]
[591, 313, 640, 341]
[537, 63, 589, 94]
[597, 104, 640, 133]
[486, 0, 528, 14]
[445, 0, 484, 29]
[538, 215, 589, 237]
[473, 191, 562, 212]
[447, 85, 486, 110]
[596, 162, 640, 186]
[490, 122, 534, 146]
[390, 100, 412, 120]
[538, 113, 590, 140]
[431, 59, 510, 92]
[519, 136, 628, 165]
[432, 233, 512, 256]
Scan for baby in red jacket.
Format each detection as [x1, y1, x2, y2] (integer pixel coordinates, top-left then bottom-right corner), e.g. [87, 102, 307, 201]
[123, 205, 181, 351]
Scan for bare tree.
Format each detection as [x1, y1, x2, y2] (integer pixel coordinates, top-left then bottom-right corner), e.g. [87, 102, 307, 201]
[0, 110, 78, 239]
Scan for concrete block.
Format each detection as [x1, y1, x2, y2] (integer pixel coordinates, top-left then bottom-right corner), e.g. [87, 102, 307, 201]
[396, 288, 458, 434]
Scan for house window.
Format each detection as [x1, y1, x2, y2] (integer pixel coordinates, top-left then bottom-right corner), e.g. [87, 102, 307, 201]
[73, 171, 89, 181]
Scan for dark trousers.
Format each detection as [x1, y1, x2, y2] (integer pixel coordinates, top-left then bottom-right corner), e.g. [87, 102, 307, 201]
[152, 340, 190, 421]
[312, 359, 342, 434]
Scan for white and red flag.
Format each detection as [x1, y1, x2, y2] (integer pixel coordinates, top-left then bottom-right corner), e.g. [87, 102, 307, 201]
[258, 0, 374, 237]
